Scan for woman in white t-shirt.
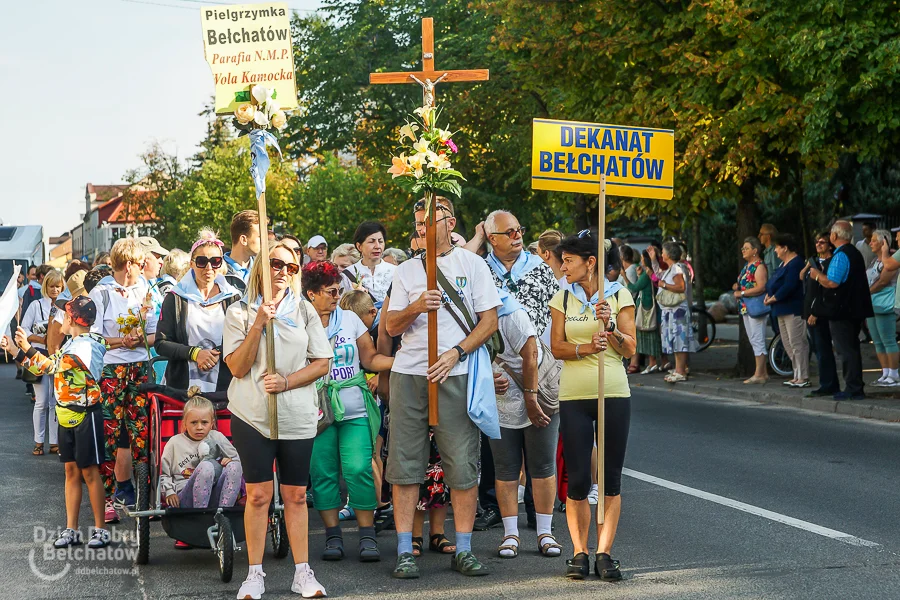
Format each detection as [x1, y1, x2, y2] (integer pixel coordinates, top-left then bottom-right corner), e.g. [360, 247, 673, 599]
[341, 221, 396, 305]
[155, 229, 241, 394]
[302, 260, 393, 563]
[223, 242, 333, 599]
[21, 269, 64, 456]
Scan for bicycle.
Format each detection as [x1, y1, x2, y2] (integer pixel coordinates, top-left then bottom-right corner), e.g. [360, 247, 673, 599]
[767, 330, 814, 377]
[690, 305, 716, 352]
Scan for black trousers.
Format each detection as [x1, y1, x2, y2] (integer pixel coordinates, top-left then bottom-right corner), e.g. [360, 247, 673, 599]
[478, 433, 498, 511]
[811, 318, 839, 392]
[829, 319, 864, 395]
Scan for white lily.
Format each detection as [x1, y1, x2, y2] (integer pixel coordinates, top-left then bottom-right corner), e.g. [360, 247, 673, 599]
[254, 110, 270, 127]
[432, 154, 452, 171]
[251, 85, 271, 105]
[412, 139, 431, 154]
[399, 123, 419, 143]
[437, 129, 453, 143]
[413, 105, 435, 126]
[266, 98, 280, 116]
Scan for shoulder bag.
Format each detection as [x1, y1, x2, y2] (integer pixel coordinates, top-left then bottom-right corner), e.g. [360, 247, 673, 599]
[21, 301, 46, 385]
[743, 293, 771, 318]
[496, 338, 561, 415]
[656, 266, 687, 307]
[635, 287, 658, 332]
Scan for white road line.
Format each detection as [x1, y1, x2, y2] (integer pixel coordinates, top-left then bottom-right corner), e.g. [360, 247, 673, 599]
[623, 468, 881, 549]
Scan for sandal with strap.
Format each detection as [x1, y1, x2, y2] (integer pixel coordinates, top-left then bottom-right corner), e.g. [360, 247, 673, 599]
[358, 535, 380, 562]
[429, 533, 456, 554]
[595, 552, 623, 581]
[497, 534, 520, 558]
[321, 535, 344, 561]
[32, 443, 44, 456]
[411, 536, 424, 557]
[537, 533, 562, 557]
[48, 445, 59, 455]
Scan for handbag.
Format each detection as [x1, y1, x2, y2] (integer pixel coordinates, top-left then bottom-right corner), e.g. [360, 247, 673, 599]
[635, 294, 658, 332]
[315, 336, 339, 436]
[872, 286, 895, 315]
[496, 338, 561, 415]
[743, 294, 771, 318]
[656, 266, 687, 307]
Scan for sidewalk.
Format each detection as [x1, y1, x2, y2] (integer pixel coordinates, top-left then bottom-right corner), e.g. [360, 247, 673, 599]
[634, 338, 900, 423]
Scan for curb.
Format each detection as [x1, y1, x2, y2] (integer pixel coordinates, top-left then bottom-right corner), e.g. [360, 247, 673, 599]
[633, 378, 900, 423]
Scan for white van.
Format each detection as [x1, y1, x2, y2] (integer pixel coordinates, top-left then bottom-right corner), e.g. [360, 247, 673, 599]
[0, 225, 44, 286]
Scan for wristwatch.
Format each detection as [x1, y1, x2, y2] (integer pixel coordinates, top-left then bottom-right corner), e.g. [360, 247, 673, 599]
[453, 345, 468, 362]
[606, 319, 617, 333]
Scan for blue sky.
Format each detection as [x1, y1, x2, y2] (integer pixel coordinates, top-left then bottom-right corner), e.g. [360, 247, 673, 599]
[0, 0, 321, 243]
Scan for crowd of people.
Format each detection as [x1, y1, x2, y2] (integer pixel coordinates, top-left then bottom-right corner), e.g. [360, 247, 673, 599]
[10, 203, 886, 599]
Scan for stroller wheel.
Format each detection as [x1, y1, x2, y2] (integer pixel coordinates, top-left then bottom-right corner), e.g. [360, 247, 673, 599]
[215, 513, 234, 583]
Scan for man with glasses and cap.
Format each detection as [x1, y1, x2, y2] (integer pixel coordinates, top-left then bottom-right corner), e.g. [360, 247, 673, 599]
[305, 235, 329, 265]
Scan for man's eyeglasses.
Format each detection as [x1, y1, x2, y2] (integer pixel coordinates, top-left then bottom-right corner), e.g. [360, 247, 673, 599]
[193, 256, 224, 269]
[412, 216, 452, 229]
[491, 227, 526, 239]
[270, 257, 300, 276]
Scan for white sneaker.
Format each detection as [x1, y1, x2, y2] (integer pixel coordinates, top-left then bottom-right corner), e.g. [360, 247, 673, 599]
[237, 570, 266, 600]
[517, 484, 525, 504]
[873, 375, 888, 386]
[587, 484, 599, 506]
[881, 377, 899, 387]
[291, 564, 326, 598]
[54, 528, 82, 548]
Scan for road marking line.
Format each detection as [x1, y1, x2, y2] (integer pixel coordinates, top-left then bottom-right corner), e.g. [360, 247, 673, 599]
[623, 468, 881, 548]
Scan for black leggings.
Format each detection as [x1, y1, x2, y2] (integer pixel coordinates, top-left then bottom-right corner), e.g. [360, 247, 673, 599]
[230, 417, 314, 486]
[560, 397, 631, 500]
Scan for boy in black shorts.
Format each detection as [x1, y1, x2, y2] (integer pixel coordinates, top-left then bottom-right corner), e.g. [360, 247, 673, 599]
[3, 296, 110, 548]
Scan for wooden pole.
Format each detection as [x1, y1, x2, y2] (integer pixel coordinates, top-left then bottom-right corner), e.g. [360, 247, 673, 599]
[425, 190, 439, 426]
[597, 174, 607, 525]
[256, 192, 278, 439]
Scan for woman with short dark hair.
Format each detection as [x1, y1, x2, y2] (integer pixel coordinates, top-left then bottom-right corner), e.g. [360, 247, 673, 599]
[549, 230, 636, 581]
[764, 233, 809, 387]
[341, 221, 395, 304]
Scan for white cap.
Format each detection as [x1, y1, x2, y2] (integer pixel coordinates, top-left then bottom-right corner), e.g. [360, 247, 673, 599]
[306, 235, 327, 248]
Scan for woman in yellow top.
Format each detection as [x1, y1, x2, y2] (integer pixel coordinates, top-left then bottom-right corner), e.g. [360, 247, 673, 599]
[549, 230, 636, 582]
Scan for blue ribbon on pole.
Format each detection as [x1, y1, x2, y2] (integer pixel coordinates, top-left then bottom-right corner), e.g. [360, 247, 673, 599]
[249, 128, 282, 199]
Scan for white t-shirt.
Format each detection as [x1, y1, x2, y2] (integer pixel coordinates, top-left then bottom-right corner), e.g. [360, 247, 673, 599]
[89, 278, 159, 364]
[327, 310, 369, 420]
[495, 309, 542, 430]
[390, 249, 502, 377]
[21, 297, 51, 351]
[223, 297, 333, 440]
[187, 303, 226, 393]
[342, 260, 396, 304]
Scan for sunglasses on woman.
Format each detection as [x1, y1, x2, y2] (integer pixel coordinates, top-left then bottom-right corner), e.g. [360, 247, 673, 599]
[318, 287, 340, 298]
[270, 257, 300, 276]
[193, 256, 223, 269]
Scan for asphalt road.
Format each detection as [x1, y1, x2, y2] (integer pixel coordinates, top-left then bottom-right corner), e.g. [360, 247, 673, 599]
[1, 361, 898, 599]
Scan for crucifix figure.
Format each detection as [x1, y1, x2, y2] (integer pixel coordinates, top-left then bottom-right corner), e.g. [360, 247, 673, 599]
[369, 17, 489, 426]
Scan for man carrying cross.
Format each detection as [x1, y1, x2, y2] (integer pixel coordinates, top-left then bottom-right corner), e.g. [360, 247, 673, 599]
[384, 196, 501, 578]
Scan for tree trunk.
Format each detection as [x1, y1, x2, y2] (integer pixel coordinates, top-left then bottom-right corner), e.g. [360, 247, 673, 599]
[692, 217, 704, 304]
[735, 179, 759, 378]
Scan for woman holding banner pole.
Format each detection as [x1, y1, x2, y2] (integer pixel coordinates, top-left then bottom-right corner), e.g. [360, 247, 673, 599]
[549, 230, 635, 581]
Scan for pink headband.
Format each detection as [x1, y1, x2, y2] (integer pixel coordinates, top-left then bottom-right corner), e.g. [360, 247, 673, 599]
[191, 238, 225, 255]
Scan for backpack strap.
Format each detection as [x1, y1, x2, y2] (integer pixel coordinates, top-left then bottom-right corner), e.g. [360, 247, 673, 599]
[563, 290, 569, 313]
[420, 259, 476, 334]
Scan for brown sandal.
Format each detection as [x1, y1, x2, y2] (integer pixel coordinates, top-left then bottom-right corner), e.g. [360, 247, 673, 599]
[32, 444, 44, 456]
[537, 533, 562, 557]
[498, 534, 520, 558]
[48, 445, 59, 455]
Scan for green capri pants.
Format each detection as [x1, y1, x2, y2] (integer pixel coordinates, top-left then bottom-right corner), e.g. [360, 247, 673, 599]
[310, 417, 377, 511]
[867, 314, 899, 355]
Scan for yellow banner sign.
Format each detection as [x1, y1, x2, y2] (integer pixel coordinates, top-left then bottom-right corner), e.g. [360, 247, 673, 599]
[201, 2, 298, 115]
[531, 118, 674, 200]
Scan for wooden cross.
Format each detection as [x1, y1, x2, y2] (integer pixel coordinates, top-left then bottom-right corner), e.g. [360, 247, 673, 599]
[369, 17, 489, 426]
